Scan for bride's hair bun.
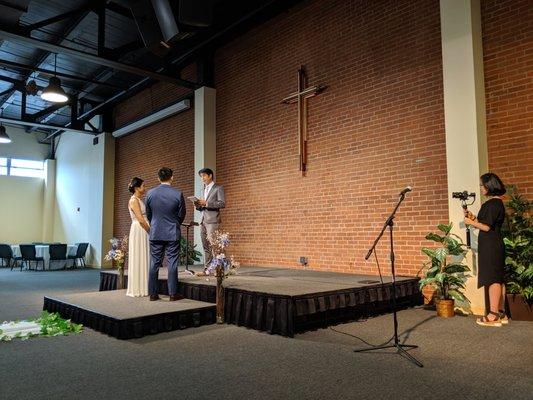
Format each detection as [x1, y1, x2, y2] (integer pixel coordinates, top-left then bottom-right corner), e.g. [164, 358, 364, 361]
[128, 177, 143, 194]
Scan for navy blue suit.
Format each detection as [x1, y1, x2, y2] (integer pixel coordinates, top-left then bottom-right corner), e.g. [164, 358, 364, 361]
[145, 184, 186, 296]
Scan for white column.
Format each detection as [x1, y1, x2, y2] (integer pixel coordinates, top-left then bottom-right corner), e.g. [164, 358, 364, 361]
[52, 130, 114, 268]
[194, 87, 217, 260]
[41, 159, 56, 242]
[440, 0, 488, 315]
[100, 132, 115, 268]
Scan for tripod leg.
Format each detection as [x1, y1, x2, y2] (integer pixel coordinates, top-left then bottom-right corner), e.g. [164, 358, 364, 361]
[396, 344, 423, 368]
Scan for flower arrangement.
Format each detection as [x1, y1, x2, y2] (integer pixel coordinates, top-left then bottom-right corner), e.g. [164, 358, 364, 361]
[205, 231, 239, 277]
[204, 231, 239, 324]
[104, 236, 128, 269]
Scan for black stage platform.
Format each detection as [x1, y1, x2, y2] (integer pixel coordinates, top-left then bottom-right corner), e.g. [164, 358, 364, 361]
[43, 290, 216, 339]
[99, 266, 422, 337]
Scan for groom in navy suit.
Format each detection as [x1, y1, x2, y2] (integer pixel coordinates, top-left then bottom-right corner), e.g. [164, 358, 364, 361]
[145, 167, 186, 301]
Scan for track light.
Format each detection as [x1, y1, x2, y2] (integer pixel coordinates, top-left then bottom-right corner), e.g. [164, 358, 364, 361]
[40, 54, 68, 103]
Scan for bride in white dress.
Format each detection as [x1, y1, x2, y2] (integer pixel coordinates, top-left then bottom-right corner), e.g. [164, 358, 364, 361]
[126, 177, 150, 297]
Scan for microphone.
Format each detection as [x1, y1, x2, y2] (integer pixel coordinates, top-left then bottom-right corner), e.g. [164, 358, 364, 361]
[399, 186, 412, 196]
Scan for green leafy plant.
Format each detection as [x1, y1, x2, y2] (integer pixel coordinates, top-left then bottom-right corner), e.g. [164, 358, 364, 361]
[36, 311, 83, 337]
[0, 311, 82, 342]
[179, 237, 202, 266]
[419, 223, 470, 304]
[502, 185, 533, 301]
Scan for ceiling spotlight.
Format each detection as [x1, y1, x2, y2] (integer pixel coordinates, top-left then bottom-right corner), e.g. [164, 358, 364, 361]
[0, 109, 11, 144]
[41, 76, 68, 103]
[0, 125, 11, 144]
[40, 54, 68, 103]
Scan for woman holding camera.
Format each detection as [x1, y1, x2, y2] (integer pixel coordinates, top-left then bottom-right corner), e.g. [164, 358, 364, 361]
[464, 172, 507, 327]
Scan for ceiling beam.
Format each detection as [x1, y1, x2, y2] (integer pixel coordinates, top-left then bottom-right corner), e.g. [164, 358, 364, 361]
[0, 1, 27, 13]
[0, 5, 93, 108]
[26, 100, 72, 122]
[0, 59, 126, 89]
[105, 2, 134, 19]
[0, 73, 24, 87]
[0, 116, 99, 135]
[0, 88, 13, 97]
[21, 4, 94, 33]
[106, 39, 144, 59]
[0, 28, 200, 88]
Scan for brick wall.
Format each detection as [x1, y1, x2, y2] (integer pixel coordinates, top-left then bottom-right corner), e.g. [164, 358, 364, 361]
[113, 0, 532, 276]
[214, 0, 447, 275]
[113, 64, 197, 246]
[482, 0, 533, 197]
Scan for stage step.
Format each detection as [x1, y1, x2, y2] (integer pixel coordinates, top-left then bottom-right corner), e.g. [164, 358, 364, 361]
[43, 290, 216, 339]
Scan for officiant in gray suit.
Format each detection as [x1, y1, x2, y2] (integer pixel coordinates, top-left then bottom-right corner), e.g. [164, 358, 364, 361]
[194, 168, 225, 275]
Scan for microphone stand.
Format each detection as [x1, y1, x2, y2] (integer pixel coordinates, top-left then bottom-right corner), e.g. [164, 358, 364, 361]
[180, 222, 198, 276]
[354, 192, 423, 368]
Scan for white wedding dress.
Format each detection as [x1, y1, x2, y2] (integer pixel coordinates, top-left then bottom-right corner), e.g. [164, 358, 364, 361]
[126, 196, 149, 297]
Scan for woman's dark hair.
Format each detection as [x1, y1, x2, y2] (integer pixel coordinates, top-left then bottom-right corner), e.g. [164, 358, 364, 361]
[480, 172, 506, 196]
[198, 168, 214, 178]
[128, 177, 143, 194]
[158, 167, 173, 182]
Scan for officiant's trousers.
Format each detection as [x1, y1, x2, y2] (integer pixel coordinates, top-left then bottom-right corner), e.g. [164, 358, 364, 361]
[149, 240, 180, 295]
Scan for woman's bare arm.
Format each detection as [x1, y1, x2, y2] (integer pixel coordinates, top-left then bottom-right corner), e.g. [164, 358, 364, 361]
[130, 197, 150, 233]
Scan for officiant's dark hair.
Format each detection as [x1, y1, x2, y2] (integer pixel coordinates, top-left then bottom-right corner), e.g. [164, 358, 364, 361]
[158, 167, 173, 182]
[198, 168, 214, 178]
[128, 177, 143, 194]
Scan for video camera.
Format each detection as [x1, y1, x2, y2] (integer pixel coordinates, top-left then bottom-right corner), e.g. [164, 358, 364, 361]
[452, 191, 476, 201]
[452, 191, 476, 248]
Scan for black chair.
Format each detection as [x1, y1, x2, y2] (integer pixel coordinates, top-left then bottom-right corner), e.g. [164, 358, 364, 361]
[19, 244, 45, 271]
[68, 243, 89, 268]
[48, 244, 69, 270]
[0, 244, 22, 270]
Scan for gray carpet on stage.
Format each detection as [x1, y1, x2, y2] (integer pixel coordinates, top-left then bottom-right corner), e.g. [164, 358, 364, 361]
[120, 265, 414, 295]
[1, 268, 532, 400]
[46, 290, 214, 319]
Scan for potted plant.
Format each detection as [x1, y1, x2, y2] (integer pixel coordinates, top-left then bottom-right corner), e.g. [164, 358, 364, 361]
[502, 186, 532, 321]
[179, 237, 202, 266]
[419, 223, 470, 317]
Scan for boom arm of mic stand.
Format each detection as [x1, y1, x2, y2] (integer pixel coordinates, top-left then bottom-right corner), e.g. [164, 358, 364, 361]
[364, 194, 406, 261]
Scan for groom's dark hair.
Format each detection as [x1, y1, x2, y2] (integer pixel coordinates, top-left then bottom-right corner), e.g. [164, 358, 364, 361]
[198, 168, 214, 178]
[158, 167, 173, 182]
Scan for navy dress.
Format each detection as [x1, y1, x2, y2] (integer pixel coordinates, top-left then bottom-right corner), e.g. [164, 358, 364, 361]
[476, 198, 506, 288]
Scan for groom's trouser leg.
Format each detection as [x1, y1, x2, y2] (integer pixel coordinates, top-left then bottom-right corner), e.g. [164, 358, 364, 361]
[201, 223, 219, 269]
[149, 240, 165, 296]
[166, 240, 180, 295]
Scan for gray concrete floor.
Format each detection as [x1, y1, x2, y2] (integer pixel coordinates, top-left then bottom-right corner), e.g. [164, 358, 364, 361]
[1, 268, 532, 400]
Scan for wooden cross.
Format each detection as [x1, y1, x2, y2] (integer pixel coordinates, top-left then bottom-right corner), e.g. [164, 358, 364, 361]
[282, 66, 326, 175]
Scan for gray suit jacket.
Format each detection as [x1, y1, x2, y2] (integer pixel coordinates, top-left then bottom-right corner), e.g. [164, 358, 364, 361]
[146, 184, 186, 241]
[196, 184, 225, 224]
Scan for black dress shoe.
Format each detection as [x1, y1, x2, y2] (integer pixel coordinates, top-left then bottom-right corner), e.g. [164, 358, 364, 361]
[149, 295, 160, 301]
[169, 294, 184, 301]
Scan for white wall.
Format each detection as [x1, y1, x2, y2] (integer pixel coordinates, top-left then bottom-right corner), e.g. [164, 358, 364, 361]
[0, 125, 49, 160]
[0, 126, 48, 244]
[0, 175, 44, 243]
[53, 132, 114, 267]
